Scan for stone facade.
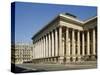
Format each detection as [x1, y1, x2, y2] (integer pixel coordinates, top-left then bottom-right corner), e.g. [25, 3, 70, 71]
[11, 43, 33, 64]
[32, 13, 97, 64]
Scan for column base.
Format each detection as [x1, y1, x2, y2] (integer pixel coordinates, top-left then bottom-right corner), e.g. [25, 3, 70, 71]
[46, 58, 48, 62]
[66, 57, 70, 63]
[72, 57, 76, 62]
[43, 59, 45, 62]
[44, 59, 45, 63]
[46, 59, 48, 63]
[48, 59, 50, 63]
[49, 58, 51, 63]
[54, 58, 57, 63]
[50, 58, 53, 63]
[58, 57, 64, 64]
[91, 55, 96, 61]
[78, 56, 81, 62]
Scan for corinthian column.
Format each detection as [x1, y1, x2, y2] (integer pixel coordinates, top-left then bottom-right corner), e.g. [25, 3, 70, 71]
[77, 31, 81, 61]
[58, 27, 63, 64]
[42, 38, 44, 59]
[38, 40, 40, 58]
[38, 39, 41, 58]
[91, 28, 96, 60]
[54, 29, 58, 63]
[35, 41, 37, 58]
[41, 38, 43, 58]
[48, 33, 51, 57]
[55, 29, 58, 56]
[87, 31, 90, 55]
[34, 43, 35, 59]
[46, 34, 48, 58]
[82, 32, 85, 56]
[93, 29, 96, 55]
[44, 36, 46, 58]
[66, 27, 70, 62]
[72, 29, 76, 62]
[51, 31, 54, 57]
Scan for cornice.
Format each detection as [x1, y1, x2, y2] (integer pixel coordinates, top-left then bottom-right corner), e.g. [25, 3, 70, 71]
[32, 14, 97, 40]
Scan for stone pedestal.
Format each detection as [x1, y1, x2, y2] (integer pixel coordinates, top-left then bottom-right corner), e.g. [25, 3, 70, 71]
[59, 57, 64, 64]
[47, 58, 49, 62]
[66, 57, 70, 63]
[91, 55, 96, 61]
[78, 56, 81, 62]
[72, 57, 76, 62]
[54, 58, 57, 63]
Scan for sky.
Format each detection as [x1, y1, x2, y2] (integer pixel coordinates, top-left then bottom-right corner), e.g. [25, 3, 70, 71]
[14, 2, 97, 43]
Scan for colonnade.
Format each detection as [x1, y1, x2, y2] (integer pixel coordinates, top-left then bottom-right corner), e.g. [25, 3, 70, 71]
[32, 26, 97, 64]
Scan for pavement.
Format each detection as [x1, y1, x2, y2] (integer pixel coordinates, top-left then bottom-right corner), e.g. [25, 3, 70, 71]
[15, 61, 97, 73]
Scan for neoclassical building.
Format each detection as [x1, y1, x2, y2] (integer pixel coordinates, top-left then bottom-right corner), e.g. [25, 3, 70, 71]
[11, 43, 33, 64]
[32, 13, 97, 64]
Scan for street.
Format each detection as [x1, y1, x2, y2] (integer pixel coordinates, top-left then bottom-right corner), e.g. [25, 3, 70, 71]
[15, 61, 97, 73]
